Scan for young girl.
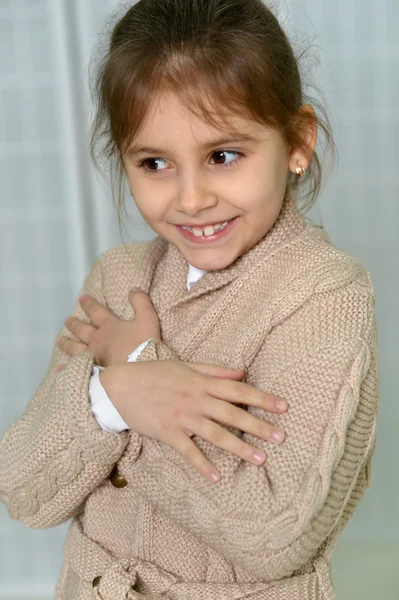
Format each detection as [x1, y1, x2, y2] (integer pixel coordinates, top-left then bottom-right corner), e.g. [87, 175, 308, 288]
[0, 1, 379, 598]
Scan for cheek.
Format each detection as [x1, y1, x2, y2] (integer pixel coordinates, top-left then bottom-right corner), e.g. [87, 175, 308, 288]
[135, 201, 162, 222]
[125, 173, 162, 220]
[246, 160, 288, 207]
[237, 159, 276, 194]
[133, 191, 169, 225]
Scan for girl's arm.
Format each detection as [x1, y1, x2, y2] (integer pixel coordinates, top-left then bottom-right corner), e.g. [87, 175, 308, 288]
[0, 255, 137, 529]
[129, 276, 379, 580]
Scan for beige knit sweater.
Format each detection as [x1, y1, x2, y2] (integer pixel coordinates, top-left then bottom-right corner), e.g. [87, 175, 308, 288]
[0, 192, 379, 599]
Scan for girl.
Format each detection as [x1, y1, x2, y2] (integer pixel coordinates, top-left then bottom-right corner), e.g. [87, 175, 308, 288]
[0, 1, 379, 599]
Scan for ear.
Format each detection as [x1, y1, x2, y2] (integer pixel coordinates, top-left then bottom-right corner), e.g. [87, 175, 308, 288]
[287, 104, 318, 174]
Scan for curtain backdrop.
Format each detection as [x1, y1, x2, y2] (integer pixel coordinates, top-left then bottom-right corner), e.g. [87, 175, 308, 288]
[0, 1, 397, 597]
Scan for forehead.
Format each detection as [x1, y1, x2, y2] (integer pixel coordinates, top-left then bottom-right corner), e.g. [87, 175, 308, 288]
[137, 90, 261, 143]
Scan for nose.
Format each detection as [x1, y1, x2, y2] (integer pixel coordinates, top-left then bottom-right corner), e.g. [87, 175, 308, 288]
[175, 177, 218, 217]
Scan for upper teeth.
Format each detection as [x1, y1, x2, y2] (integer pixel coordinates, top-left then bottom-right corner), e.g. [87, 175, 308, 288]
[182, 220, 231, 236]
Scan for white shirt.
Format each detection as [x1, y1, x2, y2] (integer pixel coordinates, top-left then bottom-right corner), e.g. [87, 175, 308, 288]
[89, 263, 207, 433]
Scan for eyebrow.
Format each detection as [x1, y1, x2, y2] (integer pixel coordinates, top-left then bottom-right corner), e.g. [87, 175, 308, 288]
[126, 133, 257, 157]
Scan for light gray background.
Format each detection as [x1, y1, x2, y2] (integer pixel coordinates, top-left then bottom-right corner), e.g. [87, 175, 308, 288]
[0, 0, 397, 598]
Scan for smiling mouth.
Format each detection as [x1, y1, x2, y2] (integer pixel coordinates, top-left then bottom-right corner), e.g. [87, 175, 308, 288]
[181, 219, 232, 235]
[176, 216, 239, 242]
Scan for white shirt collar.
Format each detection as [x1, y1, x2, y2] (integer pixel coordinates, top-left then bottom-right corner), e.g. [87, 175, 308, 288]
[187, 263, 207, 291]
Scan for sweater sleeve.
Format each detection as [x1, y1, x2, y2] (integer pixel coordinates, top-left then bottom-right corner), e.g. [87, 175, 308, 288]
[0, 255, 134, 529]
[130, 279, 379, 580]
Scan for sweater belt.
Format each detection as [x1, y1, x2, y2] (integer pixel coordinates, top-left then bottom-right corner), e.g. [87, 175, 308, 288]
[64, 516, 328, 599]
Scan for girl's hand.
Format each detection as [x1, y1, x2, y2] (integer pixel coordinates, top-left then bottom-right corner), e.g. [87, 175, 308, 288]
[99, 359, 288, 483]
[55, 289, 161, 372]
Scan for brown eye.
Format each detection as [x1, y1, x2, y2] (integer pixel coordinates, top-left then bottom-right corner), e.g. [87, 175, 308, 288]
[212, 151, 227, 164]
[139, 157, 167, 175]
[210, 150, 243, 168]
[142, 158, 160, 171]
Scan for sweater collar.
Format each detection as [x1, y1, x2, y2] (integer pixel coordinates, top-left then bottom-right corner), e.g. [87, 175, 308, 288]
[136, 189, 308, 311]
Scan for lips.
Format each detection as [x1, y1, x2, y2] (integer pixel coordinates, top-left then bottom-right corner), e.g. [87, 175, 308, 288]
[179, 219, 232, 228]
[176, 216, 239, 243]
[182, 219, 231, 234]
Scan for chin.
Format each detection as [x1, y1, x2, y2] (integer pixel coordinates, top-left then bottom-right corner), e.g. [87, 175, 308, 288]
[171, 230, 242, 271]
[188, 254, 237, 271]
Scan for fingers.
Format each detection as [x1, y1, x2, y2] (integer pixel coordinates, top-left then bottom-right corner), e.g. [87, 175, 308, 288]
[56, 336, 88, 357]
[128, 289, 158, 317]
[207, 398, 285, 445]
[186, 362, 245, 379]
[79, 295, 113, 327]
[193, 417, 267, 466]
[169, 430, 221, 483]
[207, 378, 288, 414]
[64, 316, 96, 345]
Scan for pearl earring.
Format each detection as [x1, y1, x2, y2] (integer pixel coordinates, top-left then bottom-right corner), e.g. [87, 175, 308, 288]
[296, 160, 306, 177]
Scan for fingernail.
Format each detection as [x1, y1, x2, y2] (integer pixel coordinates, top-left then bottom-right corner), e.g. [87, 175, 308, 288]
[276, 400, 288, 411]
[272, 430, 285, 443]
[252, 452, 266, 463]
[209, 471, 220, 482]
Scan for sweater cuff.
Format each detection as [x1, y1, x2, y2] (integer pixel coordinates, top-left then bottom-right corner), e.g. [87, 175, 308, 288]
[61, 352, 129, 464]
[127, 338, 152, 362]
[133, 338, 179, 363]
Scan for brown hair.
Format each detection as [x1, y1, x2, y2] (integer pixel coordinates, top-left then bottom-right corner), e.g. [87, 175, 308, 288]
[89, 0, 337, 232]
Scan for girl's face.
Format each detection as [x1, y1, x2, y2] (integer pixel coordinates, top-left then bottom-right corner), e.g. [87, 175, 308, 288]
[123, 92, 311, 271]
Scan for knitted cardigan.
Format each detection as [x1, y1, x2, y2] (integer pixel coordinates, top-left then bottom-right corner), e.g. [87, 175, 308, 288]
[0, 192, 379, 600]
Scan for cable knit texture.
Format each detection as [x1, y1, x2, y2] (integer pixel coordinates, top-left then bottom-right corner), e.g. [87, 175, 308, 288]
[0, 191, 379, 599]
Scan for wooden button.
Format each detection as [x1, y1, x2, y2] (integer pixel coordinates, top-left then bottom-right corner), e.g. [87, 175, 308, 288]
[109, 465, 127, 488]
